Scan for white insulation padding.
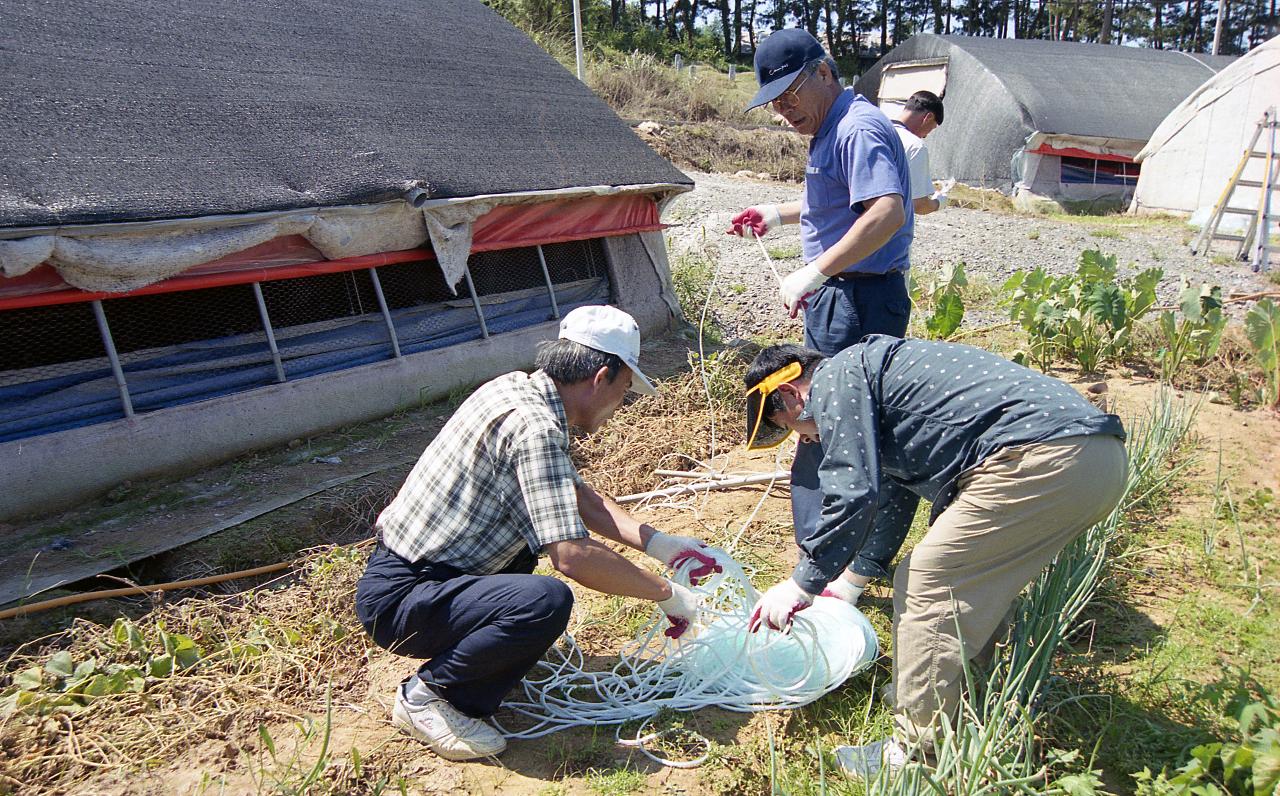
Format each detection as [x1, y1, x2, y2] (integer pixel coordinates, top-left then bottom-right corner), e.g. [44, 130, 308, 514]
[0, 183, 687, 296]
[0, 203, 428, 293]
[496, 547, 880, 750]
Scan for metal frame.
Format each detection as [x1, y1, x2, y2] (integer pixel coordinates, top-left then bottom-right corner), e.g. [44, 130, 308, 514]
[11, 239, 604, 433]
[367, 268, 403, 357]
[536, 245, 562, 321]
[91, 300, 134, 418]
[251, 282, 288, 383]
[462, 267, 489, 339]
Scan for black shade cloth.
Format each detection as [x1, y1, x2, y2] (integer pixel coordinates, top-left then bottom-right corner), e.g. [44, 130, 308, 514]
[855, 34, 1235, 186]
[0, 0, 690, 228]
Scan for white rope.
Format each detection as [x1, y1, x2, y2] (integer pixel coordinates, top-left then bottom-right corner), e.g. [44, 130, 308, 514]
[494, 548, 879, 762]
[751, 228, 786, 287]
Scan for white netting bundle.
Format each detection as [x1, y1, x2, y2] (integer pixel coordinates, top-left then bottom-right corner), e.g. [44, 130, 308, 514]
[495, 547, 879, 760]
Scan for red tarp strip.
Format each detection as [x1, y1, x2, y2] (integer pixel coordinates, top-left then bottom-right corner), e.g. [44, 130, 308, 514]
[0, 249, 434, 310]
[1026, 144, 1136, 163]
[0, 193, 662, 310]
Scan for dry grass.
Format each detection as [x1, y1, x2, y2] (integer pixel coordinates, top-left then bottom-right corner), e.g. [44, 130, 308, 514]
[948, 182, 1016, 213]
[637, 122, 806, 183]
[0, 545, 372, 795]
[0, 361, 753, 794]
[586, 52, 772, 127]
[572, 349, 750, 497]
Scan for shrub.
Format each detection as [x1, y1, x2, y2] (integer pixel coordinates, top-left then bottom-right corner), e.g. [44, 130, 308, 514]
[1001, 250, 1161, 373]
[1245, 299, 1280, 406]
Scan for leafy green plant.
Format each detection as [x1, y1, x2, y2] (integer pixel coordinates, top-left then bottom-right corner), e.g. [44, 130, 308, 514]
[1157, 282, 1227, 383]
[584, 767, 647, 796]
[0, 617, 217, 717]
[1244, 299, 1280, 406]
[909, 261, 968, 340]
[1133, 681, 1280, 795]
[1, 648, 146, 716]
[1001, 250, 1161, 372]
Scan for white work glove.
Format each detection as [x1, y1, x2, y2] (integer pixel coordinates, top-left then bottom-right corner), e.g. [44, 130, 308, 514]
[656, 580, 701, 639]
[748, 578, 817, 633]
[727, 204, 783, 238]
[780, 263, 828, 318]
[932, 178, 956, 209]
[644, 531, 723, 585]
[820, 576, 865, 606]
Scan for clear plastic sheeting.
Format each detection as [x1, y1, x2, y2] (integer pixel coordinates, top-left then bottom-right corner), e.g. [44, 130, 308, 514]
[0, 191, 669, 304]
[0, 204, 427, 294]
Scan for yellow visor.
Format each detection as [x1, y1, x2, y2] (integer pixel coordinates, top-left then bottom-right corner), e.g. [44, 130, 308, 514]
[744, 361, 802, 450]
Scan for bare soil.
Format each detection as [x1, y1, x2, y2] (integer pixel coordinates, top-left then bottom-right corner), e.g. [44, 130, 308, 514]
[5, 173, 1280, 795]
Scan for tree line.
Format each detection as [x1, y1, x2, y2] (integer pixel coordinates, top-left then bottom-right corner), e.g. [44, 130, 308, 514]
[487, 0, 1276, 71]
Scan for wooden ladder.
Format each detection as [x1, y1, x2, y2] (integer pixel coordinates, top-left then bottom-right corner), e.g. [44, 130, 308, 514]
[1191, 106, 1278, 273]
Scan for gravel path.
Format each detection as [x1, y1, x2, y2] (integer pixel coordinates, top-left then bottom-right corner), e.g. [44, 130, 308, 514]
[663, 171, 1275, 341]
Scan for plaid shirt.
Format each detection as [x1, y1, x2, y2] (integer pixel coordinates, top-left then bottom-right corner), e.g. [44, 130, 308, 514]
[377, 370, 588, 572]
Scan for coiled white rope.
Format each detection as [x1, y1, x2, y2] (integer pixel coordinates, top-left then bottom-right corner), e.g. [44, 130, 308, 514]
[494, 548, 879, 765]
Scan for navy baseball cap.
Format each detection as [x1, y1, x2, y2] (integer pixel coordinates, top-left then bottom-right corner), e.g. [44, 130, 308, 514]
[746, 29, 827, 111]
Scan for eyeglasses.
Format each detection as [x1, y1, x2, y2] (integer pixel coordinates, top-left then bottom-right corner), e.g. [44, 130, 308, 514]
[770, 69, 813, 111]
[744, 361, 802, 450]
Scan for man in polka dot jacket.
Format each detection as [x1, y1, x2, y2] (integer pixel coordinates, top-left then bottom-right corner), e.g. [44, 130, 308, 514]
[742, 337, 1127, 775]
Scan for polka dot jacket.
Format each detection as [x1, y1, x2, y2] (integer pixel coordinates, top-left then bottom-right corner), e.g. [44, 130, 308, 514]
[791, 335, 1126, 594]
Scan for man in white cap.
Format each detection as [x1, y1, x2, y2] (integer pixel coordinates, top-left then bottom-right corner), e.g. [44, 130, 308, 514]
[355, 305, 718, 761]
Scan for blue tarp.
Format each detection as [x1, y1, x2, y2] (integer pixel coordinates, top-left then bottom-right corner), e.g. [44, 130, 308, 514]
[0, 280, 608, 442]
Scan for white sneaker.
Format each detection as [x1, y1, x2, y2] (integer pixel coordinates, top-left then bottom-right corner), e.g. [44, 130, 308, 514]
[392, 681, 507, 760]
[834, 737, 908, 779]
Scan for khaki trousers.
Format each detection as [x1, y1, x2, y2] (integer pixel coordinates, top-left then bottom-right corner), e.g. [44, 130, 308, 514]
[891, 434, 1127, 749]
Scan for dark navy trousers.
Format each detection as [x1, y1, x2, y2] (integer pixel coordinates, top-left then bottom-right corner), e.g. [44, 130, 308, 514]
[795, 271, 921, 580]
[355, 542, 573, 718]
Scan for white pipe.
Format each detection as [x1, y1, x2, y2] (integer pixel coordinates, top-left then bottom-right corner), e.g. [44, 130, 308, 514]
[653, 469, 722, 479]
[616, 471, 790, 504]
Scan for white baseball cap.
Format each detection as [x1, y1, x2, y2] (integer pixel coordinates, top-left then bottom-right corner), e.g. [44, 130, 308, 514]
[557, 305, 658, 396]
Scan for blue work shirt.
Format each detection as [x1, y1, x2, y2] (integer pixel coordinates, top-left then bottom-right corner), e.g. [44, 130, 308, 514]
[800, 91, 914, 275]
[790, 336, 1126, 594]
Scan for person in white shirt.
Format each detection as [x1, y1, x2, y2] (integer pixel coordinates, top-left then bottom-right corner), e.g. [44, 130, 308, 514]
[893, 90, 952, 216]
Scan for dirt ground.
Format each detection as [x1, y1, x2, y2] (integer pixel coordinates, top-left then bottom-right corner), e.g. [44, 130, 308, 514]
[5, 175, 1280, 794]
[6, 356, 1277, 795]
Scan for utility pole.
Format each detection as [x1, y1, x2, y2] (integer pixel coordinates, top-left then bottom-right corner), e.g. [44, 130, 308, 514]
[572, 0, 586, 80]
[1211, 0, 1227, 53]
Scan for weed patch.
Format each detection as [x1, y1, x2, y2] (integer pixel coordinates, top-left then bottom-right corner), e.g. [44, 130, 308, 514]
[638, 122, 806, 182]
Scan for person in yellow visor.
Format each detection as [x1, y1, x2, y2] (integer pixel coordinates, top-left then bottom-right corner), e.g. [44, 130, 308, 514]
[742, 338, 1127, 778]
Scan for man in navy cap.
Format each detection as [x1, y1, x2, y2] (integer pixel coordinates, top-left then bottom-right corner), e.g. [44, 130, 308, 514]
[727, 29, 915, 603]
